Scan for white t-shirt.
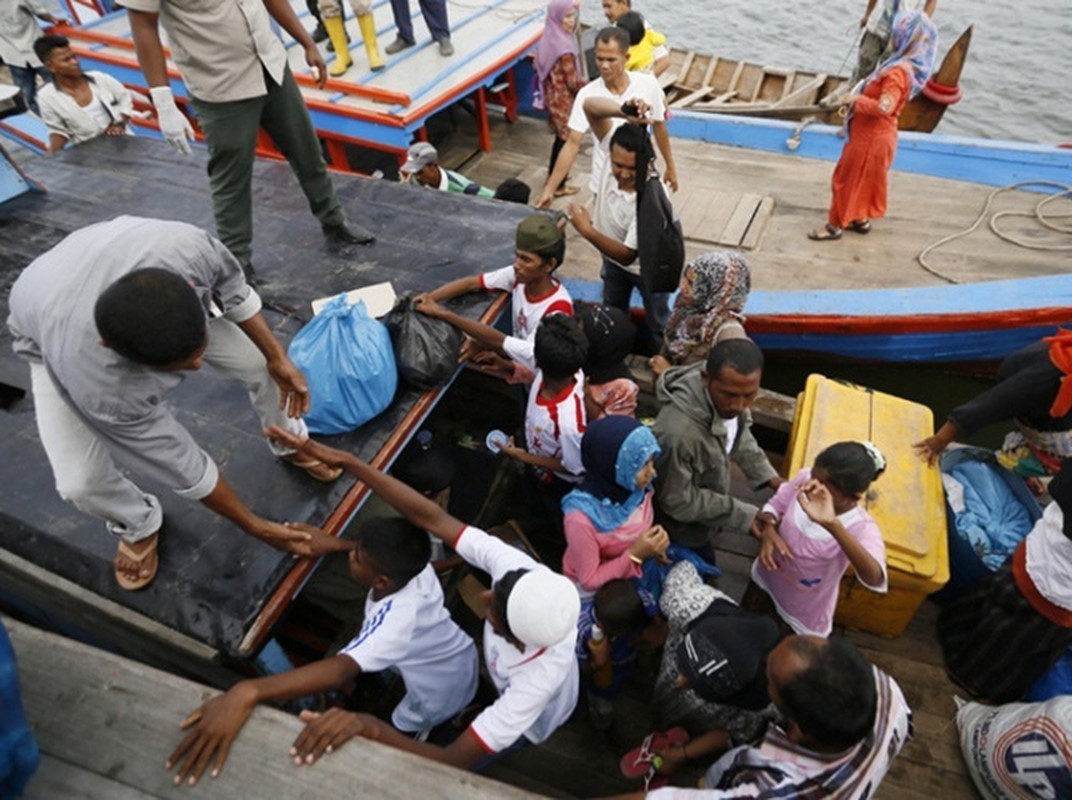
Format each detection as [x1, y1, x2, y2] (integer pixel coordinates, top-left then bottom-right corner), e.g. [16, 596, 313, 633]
[593, 133, 640, 273]
[480, 265, 573, 343]
[723, 416, 739, 455]
[525, 369, 587, 483]
[341, 563, 479, 732]
[1025, 501, 1072, 612]
[453, 525, 580, 752]
[569, 71, 667, 192]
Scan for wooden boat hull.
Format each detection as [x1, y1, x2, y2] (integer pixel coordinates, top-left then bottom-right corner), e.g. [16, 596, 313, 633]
[660, 27, 973, 134]
[564, 274, 1072, 366]
[746, 274, 1072, 364]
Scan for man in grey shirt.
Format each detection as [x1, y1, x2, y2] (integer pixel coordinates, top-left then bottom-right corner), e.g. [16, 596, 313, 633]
[119, 0, 374, 273]
[7, 216, 353, 590]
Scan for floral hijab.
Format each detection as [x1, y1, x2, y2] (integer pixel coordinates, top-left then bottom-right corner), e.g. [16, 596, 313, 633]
[865, 10, 938, 99]
[663, 251, 751, 364]
[561, 416, 661, 532]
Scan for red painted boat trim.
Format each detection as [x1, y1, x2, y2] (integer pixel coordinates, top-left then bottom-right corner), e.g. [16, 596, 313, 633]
[747, 306, 1072, 336]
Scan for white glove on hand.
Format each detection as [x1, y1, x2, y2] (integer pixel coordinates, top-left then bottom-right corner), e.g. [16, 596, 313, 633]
[149, 86, 194, 155]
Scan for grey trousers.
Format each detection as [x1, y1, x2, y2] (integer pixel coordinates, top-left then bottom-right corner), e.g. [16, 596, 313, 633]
[191, 66, 345, 269]
[31, 317, 307, 542]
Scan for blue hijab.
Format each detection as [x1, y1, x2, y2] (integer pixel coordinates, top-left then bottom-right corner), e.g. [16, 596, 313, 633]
[561, 416, 661, 532]
[865, 10, 938, 99]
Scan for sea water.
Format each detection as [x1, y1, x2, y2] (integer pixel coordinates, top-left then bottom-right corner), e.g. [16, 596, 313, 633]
[582, 0, 1071, 144]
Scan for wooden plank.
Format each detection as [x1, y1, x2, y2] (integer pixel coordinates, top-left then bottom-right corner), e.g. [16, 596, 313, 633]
[771, 74, 828, 109]
[25, 755, 157, 800]
[7, 617, 537, 800]
[717, 193, 764, 246]
[740, 196, 776, 250]
[669, 51, 697, 90]
[670, 86, 715, 108]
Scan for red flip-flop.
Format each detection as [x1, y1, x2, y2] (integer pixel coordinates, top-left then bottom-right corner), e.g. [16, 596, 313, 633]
[619, 726, 690, 779]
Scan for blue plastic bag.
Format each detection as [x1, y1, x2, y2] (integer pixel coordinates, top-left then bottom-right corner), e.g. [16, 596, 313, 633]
[288, 296, 398, 434]
[1, 621, 39, 798]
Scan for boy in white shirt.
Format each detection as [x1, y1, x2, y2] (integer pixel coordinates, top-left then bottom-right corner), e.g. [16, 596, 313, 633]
[417, 213, 572, 382]
[266, 429, 581, 772]
[501, 314, 588, 487]
[165, 516, 478, 786]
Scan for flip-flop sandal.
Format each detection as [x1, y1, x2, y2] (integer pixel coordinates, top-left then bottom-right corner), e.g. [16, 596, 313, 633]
[619, 726, 689, 779]
[284, 454, 343, 482]
[553, 184, 580, 198]
[115, 534, 159, 591]
[807, 223, 843, 241]
[848, 219, 872, 234]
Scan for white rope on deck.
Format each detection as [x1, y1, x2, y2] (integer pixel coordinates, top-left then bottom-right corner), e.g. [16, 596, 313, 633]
[917, 181, 1072, 284]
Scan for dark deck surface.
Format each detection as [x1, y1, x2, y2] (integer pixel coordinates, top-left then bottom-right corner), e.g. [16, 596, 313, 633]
[0, 136, 528, 657]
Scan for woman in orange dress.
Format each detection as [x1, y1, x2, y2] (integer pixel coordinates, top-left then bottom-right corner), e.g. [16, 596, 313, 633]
[534, 0, 585, 197]
[809, 11, 938, 240]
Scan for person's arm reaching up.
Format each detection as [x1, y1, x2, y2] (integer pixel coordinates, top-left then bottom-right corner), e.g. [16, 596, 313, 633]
[266, 427, 465, 542]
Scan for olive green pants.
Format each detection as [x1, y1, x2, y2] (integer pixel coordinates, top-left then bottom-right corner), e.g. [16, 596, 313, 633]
[191, 66, 344, 269]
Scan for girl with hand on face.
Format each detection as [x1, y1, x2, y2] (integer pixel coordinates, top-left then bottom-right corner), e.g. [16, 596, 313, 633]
[748, 441, 888, 637]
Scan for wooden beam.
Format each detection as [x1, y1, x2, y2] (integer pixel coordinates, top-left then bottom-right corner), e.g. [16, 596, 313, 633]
[0, 547, 234, 687]
[7, 617, 537, 800]
[741, 196, 776, 250]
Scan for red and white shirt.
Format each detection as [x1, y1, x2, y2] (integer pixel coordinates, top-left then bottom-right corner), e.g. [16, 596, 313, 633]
[453, 525, 580, 753]
[525, 370, 587, 483]
[480, 265, 573, 343]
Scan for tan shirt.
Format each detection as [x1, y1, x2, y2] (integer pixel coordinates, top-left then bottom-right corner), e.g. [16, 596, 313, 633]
[117, 0, 288, 103]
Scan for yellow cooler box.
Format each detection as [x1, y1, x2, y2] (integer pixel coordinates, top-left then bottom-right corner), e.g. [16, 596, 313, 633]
[785, 374, 949, 637]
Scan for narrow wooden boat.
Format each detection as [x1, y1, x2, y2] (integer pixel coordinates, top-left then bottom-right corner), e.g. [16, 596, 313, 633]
[745, 273, 1072, 364]
[564, 274, 1072, 367]
[660, 26, 973, 133]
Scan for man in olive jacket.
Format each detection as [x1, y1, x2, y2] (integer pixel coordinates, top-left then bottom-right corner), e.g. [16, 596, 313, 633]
[652, 339, 783, 550]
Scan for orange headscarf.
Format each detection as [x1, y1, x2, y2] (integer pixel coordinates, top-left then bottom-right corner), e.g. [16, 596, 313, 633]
[1045, 329, 1072, 418]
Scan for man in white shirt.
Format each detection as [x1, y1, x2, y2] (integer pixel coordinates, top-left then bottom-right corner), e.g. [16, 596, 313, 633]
[537, 26, 676, 208]
[265, 431, 582, 771]
[567, 95, 672, 352]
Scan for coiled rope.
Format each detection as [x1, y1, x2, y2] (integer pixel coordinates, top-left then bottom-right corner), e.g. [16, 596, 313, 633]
[917, 181, 1072, 284]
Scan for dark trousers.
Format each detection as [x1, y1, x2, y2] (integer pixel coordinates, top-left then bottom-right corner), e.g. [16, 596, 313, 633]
[549, 135, 566, 175]
[390, 0, 450, 43]
[191, 66, 345, 269]
[10, 64, 47, 116]
[601, 257, 671, 355]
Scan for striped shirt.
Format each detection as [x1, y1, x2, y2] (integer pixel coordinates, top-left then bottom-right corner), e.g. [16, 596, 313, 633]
[648, 667, 912, 799]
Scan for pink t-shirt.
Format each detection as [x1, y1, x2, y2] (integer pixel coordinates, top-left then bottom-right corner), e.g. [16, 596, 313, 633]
[751, 468, 887, 637]
[562, 492, 654, 595]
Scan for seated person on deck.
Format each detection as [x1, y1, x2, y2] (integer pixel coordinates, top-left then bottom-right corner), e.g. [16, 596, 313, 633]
[34, 35, 137, 153]
[416, 213, 573, 383]
[915, 334, 1072, 479]
[164, 515, 479, 785]
[646, 636, 912, 799]
[399, 142, 494, 198]
[267, 429, 581, 772]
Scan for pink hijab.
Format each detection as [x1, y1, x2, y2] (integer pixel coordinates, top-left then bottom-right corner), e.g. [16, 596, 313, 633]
[534, 0, 580, 85]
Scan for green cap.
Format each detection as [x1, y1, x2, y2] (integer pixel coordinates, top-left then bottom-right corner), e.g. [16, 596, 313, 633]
[515, 213, 562, 252]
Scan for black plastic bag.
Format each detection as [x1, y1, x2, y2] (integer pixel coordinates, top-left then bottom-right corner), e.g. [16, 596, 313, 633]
[384, 296, 464, 390]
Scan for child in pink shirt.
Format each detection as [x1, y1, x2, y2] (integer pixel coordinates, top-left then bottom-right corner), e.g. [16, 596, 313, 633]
[562, 416, 669, 597]
[750, 441, 888, 637]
